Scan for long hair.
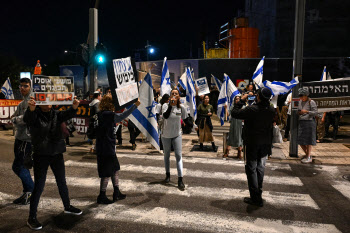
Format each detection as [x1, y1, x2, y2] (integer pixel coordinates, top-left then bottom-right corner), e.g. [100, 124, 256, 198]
[99, 94, 115, 112]
[171, 89, 181, 108]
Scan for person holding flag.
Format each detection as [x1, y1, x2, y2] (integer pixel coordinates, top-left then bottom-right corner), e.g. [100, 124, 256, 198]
[161, 89, 188, 190]
[231, 87, 275, 207]
[95, 95, 141, 205]
[160, 57, 172, 97]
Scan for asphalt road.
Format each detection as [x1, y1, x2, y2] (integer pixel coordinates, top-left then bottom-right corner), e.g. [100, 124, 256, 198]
[0, 138, 350, 232]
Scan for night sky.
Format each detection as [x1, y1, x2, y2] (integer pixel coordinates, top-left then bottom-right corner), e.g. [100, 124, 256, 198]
[1, 0, 244, 66]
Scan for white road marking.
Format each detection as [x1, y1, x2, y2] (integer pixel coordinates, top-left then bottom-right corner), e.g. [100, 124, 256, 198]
[44, 176, 318, 209]
[94, 204, 340, 233]
[332, 180, 350, 200]
[65, 160, 301, 186]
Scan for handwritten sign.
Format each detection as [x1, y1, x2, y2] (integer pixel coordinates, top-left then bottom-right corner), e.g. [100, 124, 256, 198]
[195, 77, 210, 96]
[32, 75, 74, 105]
[115, 83, 138, 106]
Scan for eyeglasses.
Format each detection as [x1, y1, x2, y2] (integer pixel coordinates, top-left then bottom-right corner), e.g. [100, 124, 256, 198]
[19, 85, 30, 89]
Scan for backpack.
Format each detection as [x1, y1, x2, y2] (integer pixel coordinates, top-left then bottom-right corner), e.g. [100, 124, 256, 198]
[86, 114, 99, 139]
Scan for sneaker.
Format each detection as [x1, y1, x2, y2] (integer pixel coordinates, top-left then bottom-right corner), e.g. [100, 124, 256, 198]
[27, 216, 42, 230]
[13, 192, 31, 205]
[64, 205, 83, 215]
[132, 144, 137, 151]
[301, 156, 312, 164]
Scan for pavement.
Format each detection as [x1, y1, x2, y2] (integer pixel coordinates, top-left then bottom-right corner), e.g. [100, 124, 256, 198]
[0, 117, 350, 232]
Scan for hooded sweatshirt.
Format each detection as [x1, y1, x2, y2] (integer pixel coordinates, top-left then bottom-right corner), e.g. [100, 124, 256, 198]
[12, 90, 32, 142]
[89, 98, 100, 116]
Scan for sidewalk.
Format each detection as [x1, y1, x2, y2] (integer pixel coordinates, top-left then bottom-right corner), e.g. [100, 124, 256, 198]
[1, 116, 350, 166]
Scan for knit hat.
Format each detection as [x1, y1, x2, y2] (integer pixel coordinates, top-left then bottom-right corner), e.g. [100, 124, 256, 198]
[258, 87, 272, 100]
[298, 88, 309, 96]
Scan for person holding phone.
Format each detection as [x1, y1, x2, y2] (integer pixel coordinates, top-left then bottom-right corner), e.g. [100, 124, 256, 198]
[161, 89, 187, 190]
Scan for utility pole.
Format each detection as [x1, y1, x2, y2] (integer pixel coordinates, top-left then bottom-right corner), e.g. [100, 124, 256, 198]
[289, 0, 306, 157]
[89, 8, 98, 94]
[145, 40, 151, 61]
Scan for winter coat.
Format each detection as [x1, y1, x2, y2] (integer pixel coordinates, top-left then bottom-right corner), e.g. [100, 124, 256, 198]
[12, 92, 32, 142]
[24, 107, 77, 156]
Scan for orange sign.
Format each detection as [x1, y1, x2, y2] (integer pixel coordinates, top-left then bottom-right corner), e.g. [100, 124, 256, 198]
[0, 99, 22, 107]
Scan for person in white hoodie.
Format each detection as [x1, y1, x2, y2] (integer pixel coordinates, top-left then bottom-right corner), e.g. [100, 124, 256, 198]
[11, 78, 34, 205]
[88, 91, 102, 152]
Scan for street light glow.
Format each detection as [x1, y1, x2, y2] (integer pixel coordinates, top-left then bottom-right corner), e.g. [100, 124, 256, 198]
[149, 48, 154, 54]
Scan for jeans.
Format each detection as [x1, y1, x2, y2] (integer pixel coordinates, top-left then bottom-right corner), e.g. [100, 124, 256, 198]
[161, 135, 183, 177]
[12, 139, 34, 193]
[245, 144, 269, 202]
[29, 153, 70, 218]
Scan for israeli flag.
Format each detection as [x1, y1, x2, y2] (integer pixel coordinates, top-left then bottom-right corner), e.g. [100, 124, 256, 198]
[320, 66, 327, 81]
[178, 71, 187, 91]
[252, 56, 265, 89]
[211, 74, 222, 90]
[128, 73, 160, 151]
[185, 68, 197, 121]
[217, 74, 240, 126]
[262, 77, 299, 97]
[1, 78, 14, 99]
[160, 57, 172, 97]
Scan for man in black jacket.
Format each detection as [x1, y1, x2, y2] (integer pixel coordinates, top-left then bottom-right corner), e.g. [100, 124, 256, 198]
[231, 87, 275, 207]
[24, 96, 82, 230]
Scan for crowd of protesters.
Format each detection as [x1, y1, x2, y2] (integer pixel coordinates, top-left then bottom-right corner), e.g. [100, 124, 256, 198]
[3, 76, 348, 230]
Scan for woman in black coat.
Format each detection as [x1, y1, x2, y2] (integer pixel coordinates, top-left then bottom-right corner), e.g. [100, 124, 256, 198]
[95, 94, 140, 204]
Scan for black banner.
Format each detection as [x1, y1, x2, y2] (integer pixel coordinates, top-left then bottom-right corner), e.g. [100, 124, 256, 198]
[302, 78, 350, 98]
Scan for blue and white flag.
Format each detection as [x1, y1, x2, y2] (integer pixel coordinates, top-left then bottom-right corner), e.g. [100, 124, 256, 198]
[160, 57, 172, 97]
[185, 68, 197, 121]
[211, 74, 222, 91]
[178, 71, 187, 91]
[128, 73, 160, 151]
[1, 78, 14, 99]
[320, 66, 327, 81]
[217, 74, 240, 126]
[262, 77, 299, 97]
[252, 56, 265, 89]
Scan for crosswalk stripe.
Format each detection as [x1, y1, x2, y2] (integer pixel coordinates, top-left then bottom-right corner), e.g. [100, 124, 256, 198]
[94, 204, 340, 233]
[332, 181, 350, 200]
[0, 192, 336, 232]
[65, 160, 303, 186]
[116, 154, 292, 170]
[44, 177, 319, 209]
[0, 192, 94, 210]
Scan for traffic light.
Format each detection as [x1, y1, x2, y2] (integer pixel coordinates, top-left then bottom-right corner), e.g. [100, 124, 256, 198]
[94, 43, 107, 65]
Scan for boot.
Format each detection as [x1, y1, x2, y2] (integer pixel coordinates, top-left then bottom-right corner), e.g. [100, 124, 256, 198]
[211, 142, 217, 152]
[97, 191, 113, 204]
[199, 143, 204, 151]
[113, 186, 126, 202]
[164, 172, 170, 183]
[178, 177, 185, 190]
[223, 148, 229, 158]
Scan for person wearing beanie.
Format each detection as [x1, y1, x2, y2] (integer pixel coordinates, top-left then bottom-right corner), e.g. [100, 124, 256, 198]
[231, 87, 275, 207]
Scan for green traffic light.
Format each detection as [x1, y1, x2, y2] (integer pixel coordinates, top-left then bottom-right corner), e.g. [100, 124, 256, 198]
[95, 54, 105, 64]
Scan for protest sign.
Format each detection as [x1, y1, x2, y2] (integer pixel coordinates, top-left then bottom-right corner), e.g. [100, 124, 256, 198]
[32, 75, 74, 105]
[236, 79, 249, 90]
[107, 57, 138, 108]
[0, 100, 21, 123]
[302, 78, 350, 112]
[195, 77, 210, 96]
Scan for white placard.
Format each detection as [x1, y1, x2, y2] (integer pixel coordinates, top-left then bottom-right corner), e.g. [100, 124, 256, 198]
[112, 57, 135, 88]
[195, 77, 210, 96]
[115, 83, 139, 106]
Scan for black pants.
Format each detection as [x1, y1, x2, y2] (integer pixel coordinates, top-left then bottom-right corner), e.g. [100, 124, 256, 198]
[325, 115, 340, 136]
[116, 125, 122, 143]
[284, 115, 291, 138]
[245, 144, 269, 203]
[128, 121, 141, 144]
[29, 153, 70, 218]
